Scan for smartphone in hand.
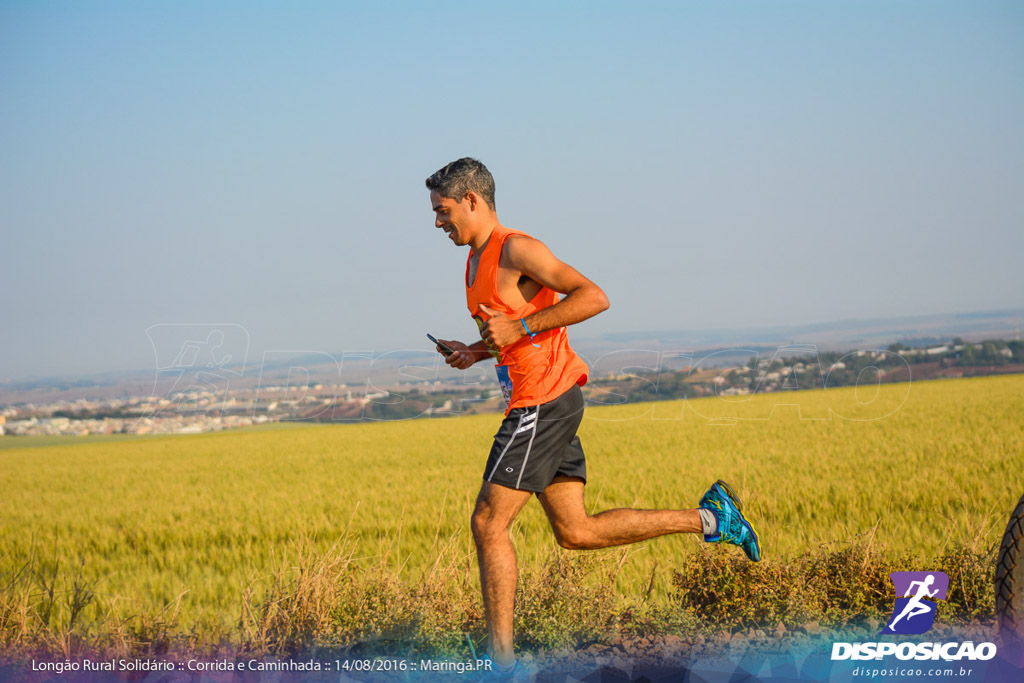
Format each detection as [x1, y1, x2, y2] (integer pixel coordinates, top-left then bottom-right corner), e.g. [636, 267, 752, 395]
[427, 333, 455, 357]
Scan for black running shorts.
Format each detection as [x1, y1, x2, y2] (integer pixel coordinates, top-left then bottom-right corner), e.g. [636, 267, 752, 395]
[483, 384, 586, 492]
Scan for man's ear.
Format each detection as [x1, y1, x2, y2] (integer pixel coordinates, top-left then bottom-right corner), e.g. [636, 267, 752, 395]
[465, 191, 478, 211]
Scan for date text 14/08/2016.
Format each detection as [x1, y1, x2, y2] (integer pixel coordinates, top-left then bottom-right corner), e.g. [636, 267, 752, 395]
[340, 659, 492, 674]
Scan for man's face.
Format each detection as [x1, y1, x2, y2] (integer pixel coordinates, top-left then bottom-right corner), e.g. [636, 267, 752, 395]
[430, 190, 471, 246]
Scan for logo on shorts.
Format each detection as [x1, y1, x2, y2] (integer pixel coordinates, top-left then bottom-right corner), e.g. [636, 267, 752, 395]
[883, 571, 948, 635]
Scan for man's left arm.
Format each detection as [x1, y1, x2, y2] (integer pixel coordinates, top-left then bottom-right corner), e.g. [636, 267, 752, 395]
[479, 236, 609, 349]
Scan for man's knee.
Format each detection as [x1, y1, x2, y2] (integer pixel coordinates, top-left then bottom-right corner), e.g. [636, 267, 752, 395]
[470, 508, 489, 541]
[552, 524, 592, 550]
[471, 504, 506, 544]
[470, 483, 533, 547]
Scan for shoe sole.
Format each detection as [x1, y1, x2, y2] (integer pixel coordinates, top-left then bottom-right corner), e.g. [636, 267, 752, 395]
[715, 479, 763, 561]
[714, 479, 743, 511]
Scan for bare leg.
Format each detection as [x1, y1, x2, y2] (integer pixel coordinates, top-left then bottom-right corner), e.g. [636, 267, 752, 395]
[538, 476, 702, 549]
[471, 481, 533, 667]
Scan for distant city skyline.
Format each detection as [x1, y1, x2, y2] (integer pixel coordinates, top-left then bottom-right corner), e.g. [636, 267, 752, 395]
[2, 305, 1021, 386]
[3, 2, 1022, 380]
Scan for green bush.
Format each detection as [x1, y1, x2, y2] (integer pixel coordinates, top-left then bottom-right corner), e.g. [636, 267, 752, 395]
[669, 538, 995, 631]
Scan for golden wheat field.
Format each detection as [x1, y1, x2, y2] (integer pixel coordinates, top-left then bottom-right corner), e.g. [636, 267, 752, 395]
[1, 374, 1022, 642]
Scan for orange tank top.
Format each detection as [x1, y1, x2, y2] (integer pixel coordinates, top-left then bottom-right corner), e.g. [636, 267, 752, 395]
[466, 225, 589, 413]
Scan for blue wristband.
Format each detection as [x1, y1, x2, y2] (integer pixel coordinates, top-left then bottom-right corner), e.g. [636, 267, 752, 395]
[520, 318, 540, 348]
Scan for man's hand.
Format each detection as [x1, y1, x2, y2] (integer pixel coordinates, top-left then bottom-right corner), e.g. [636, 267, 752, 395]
[435, 338, 479, 370]
[478, 304, 526, 349]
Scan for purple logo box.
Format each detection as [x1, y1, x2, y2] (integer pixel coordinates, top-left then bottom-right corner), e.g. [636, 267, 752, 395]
[890, 571, 949, 600]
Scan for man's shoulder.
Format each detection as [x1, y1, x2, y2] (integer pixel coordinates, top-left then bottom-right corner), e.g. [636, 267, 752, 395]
[500, 230, 545, 261]
[498, 234, 545, 274]
[495, 223, 535, 242]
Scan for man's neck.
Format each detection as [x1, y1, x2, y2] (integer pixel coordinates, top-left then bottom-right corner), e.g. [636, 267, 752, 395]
[469, 220, 500, 256]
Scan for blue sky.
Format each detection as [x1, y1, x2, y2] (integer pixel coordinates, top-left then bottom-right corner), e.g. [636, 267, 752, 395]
[2, 1, 1022, 380]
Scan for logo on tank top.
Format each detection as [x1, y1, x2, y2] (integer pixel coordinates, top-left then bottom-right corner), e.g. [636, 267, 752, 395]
[473, 315, 502, 360]
[475, 314, 512, 403]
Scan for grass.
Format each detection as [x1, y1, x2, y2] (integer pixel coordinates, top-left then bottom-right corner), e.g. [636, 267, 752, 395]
[0, 374, 1021, 658]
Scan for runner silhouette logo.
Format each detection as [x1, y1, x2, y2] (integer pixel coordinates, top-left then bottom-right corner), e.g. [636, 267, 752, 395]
[883, 571, 949, 635]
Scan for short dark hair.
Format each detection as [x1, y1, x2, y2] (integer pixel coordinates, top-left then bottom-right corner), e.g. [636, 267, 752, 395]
[425, 157, 496, 210]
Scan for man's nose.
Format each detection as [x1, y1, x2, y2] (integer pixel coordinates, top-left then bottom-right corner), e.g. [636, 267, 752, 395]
[435, 217, 444, 228]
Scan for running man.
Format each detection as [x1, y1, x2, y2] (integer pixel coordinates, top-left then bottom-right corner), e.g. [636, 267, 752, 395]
[888, 574, 939, 631]
[425, 158, 761, 677]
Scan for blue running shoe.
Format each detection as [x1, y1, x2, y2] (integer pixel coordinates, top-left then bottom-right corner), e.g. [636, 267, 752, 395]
[699, 479, 762, 562]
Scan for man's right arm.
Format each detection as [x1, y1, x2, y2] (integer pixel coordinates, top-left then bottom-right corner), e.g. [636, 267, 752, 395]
[437, 339, 492, 370]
